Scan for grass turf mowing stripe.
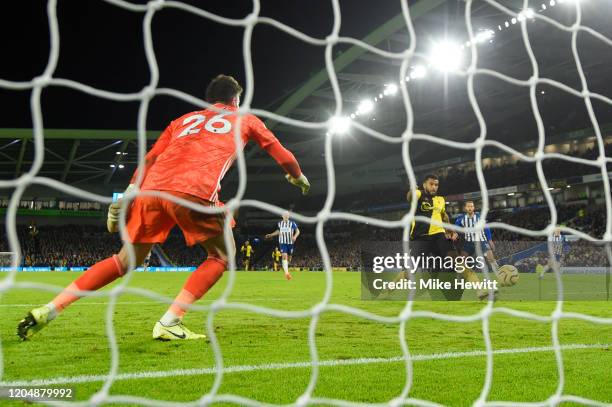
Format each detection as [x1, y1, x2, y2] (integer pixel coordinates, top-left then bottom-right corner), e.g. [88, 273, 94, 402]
[1, 343, 608, 387]
[0, 299, 290, 307]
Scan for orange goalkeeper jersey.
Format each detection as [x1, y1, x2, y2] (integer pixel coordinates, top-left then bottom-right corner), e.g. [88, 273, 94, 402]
[132, 103, 301, 203]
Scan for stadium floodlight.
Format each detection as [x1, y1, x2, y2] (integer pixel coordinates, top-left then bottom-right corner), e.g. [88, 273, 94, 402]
[474, 29, 495, 44]
[109, 164, 116, 168]
[549, 0, 556, 5]
[429, 41, 464, 72]
[507, 192, 515, 196]
[511, 17, 517, 24]
[383, 83, 398, 96]
[115, 151, 121, 155]
[518, 8, 535, 21]
[357, 99, 374, 114]
[118, 164, 125, 169]
[410, 64, 427, 79]
[505, 21, 510, 27]
[350, 113, 355, 119]
[328, 116, 351, 136]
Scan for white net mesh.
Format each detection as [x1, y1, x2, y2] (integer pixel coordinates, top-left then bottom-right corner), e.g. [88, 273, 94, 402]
[0, 0, 611, 405]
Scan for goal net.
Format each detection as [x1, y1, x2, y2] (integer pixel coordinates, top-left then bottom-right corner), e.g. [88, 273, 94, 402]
[1, 0, 611, 405]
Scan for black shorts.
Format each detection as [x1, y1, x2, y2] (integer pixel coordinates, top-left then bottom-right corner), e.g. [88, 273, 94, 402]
[410, 232, 463, 301]
[410, 232, 455, 258]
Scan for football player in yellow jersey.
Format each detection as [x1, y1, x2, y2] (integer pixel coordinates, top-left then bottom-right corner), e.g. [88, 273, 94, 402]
[271, 246, 282, 271]
[407, 174, 494, 300]
[240, 240, 254, 271]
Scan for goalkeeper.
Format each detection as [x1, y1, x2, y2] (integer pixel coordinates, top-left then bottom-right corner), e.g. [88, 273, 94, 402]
[18, 74, 310, 341]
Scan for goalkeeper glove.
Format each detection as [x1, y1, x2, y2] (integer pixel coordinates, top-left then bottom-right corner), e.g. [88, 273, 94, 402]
[107, 202, 121, 233]
[285, 173, 310, 195]
[107, 184, 135, 233]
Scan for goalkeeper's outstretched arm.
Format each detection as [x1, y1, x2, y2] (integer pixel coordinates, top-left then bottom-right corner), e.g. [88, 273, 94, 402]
[248, 116, 310, 194]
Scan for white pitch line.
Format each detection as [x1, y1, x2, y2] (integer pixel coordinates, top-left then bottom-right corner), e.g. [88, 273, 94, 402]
[0, 299, 291, 307]
[1, 343, 608, 387]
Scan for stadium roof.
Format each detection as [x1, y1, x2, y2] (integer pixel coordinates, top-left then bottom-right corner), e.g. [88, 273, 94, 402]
[1, 0, 611, 201]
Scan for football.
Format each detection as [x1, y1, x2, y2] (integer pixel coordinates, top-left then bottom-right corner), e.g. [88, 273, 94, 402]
[497, 265, 519, 287]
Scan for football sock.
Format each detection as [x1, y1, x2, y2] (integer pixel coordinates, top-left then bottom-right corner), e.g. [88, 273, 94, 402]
[462, 266, 482, 285]
[45, 302, 58, 321]
[282, 259, 289, 274]
[490, 260, 500, 276]
[166, 256, 226, 319]
[51, 255, 125, 313]
[160, 309, 181, 327]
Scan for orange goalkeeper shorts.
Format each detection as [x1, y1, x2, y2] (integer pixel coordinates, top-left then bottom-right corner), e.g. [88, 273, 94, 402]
[126, 191, 235, 246]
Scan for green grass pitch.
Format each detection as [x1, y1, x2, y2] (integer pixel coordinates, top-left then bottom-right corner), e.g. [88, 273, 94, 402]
[0, 271, 610, 406]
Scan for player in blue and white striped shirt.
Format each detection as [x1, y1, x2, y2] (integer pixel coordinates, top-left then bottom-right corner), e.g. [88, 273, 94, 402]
[547, 227, 566, 263]
[265, 211, 300, 280]
[454, 201, 500, 276]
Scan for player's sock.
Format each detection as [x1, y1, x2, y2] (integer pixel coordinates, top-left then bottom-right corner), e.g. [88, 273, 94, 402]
[282, 259, 289, 274]
[166, 256, 226, 319]
[463, 266, 485, 298]
[490, 260, 500, 276]
[165, 289, 196, 323]
[464, 266, 497, 300]
[462, 266, 481, 284]
[50, 255, 125, 313]
[160, 309, 181, 327]
[45, 302, 58, 321]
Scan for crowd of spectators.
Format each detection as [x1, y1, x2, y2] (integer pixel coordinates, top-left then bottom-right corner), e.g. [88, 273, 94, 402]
[1, 202, 608, 271]
[286, 142, 611, 214]
[0, 225, 205, 267]
[3, 224, 121, 267]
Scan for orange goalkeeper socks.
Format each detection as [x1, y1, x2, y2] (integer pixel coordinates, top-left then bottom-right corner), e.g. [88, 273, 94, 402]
[166, 256, 226, 320]
[50, 255, 125, 313]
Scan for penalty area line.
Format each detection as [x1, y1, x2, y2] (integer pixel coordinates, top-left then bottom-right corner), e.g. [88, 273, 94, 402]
[1, 343, 609, 387]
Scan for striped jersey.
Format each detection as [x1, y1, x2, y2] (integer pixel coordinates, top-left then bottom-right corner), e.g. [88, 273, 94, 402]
[455, 212, 492, 242]
[547, 233, 566, 256]
[278, 220, 298, 244]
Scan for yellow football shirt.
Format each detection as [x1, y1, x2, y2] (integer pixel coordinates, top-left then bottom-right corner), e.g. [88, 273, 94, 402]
[410, 189, 447, 238]
[242, 244, 253, 257]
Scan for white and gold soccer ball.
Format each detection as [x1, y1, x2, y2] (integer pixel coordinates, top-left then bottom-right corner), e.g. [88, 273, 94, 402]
[497, 265, 519, 287]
